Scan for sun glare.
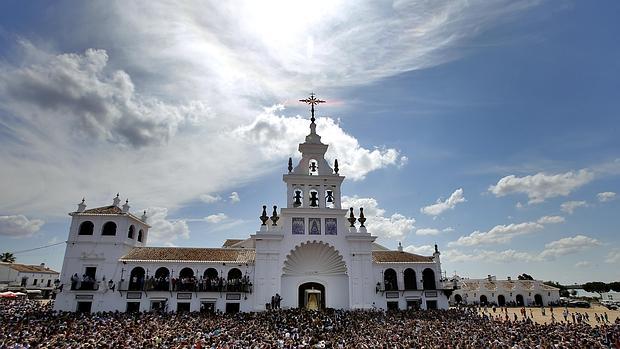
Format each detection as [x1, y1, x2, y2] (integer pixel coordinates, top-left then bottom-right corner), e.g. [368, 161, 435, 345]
[239, 0, 343, 58]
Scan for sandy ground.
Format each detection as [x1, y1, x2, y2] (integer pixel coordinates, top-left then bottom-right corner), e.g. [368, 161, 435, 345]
[476, 304, 620, 325]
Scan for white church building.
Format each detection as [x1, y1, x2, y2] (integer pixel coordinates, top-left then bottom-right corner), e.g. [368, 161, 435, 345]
[447, 275, 561, 307]
[54, 94, 449, 313]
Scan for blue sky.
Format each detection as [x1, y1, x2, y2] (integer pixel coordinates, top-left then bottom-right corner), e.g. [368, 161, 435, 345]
[0, 1, 618, 284]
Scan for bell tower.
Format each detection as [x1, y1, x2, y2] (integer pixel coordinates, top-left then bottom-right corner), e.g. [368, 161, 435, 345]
[284, 93, 344, 210]
[253, 93, 376, 311]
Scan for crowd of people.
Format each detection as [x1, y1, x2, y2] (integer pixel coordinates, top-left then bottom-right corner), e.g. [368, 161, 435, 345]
[477, 303, 614, 325]
[127, 275, 253, 293]
[1, 299, 619, 348]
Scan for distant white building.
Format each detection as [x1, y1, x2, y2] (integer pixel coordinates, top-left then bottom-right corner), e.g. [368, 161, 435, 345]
[0, 262, 59, 298]
[54, 95, 449, 313]
[600, 291, 620, 302]
[447, 275, 560, 306]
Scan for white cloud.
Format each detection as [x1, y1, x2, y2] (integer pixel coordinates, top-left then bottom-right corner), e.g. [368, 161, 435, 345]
[536, 215, 565, 224]
[342, 195, 415, 240]
[449, 221, 543, 247]
[0, 44, 203, 148]
[0, 1, 542, 218]
[488, 169, 594, 204]
[606, 249, 620, 264]
[145, 207, 189, 245]
[234, 110, 406, 180]
[205, 213, 228, 223]
[449, 215, 570, 247]
[443, 227, 455, 232]
[404, 244, 435, 255]
[538, 235, 601, 259]
[0, 215, 44, 238]
[597, 191, 616, 202]
[560, 201, 587, 214]
[444, 235, 601, 263]
[200, 194, 222, 204]
[229, 192, 241, 203]
[575, 261, 592, 268]
[416, 228, 441, 236]
[420, 188, 466, 216]
[442, 248, 539, 263]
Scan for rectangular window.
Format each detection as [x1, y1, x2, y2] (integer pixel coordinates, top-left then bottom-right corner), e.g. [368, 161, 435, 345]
[76, 301, 92, 313]
[387, 301, 399, 310]
[151, 300, 167, 311]
[126, 302, 140, 313]
[325, 218, 337, 235]
[225, 302, 240, 313]
[309, 218, 321, 235]
[406, 300, 421, 310]
[292, 218, 305, 235]
[200, 302, 215, 313]
[33, 279, 38, 286]
[177, 303, 191, 312]
[426, 300, 438, 309]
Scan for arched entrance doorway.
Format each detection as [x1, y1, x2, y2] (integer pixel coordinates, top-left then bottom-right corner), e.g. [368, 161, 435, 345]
[454, 294, 463, 304]
[298, 282, 326, 310]
[282, 241, 348, 309]
[534, 294, 543, 306]
[498, 295, 506, 306]
[480, 295, 488, 305]
[516, 294, 524, 306]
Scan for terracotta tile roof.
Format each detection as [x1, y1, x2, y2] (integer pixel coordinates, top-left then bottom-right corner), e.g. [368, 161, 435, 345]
[371, 251, 434, 263]
[222, 239, 245, 248]
[82, 205, 123, 214]
[120, 247, 256, 263]
[371, 242, 390, 251]
[4, 263, 59, 274]
[71, 205, 150, 227]
[483, 281, 497, 291]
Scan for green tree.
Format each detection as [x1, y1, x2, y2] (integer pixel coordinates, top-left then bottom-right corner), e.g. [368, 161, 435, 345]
[582, 282, 610, 297]
[544, 281, 569, 297]
[608, 281, 620, 292]
[0, 252, 16, 263]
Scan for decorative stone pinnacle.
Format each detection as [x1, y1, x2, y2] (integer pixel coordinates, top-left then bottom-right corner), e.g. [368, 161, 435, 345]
[334, 159, 339, 174]
[260, 205, 269, 226]
[288, 157, 293, 173]
[348, 207, 356, 227]
[270, 205, 279, 226]
[122, 199, 130, 213]
[77, 198, 87, 212]
[113, 193, 121, 207]
[358, 207, 366, 228]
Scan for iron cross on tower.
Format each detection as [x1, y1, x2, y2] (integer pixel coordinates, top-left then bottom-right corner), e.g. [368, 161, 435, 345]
[299, 92, 325, 123]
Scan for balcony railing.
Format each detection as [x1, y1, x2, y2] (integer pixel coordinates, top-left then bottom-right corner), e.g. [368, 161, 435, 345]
[376, 282, 434, 293]
[117, 279, 252, 293]
[70, 280, 99, 291]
